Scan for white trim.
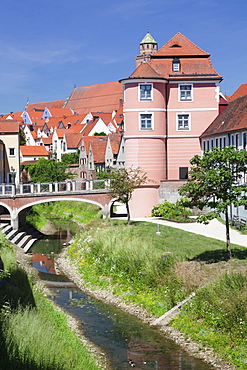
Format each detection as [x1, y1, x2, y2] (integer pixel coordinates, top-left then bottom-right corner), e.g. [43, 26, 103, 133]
[168, 108, 218, 112]
[139, 112, 154, 131]
[168, 135, 199, 138]
[178, 83, 193, 102]
[168, 80, 221, 85]
[121, 78, 167, 84]
[138, 82, 153, 102]
[124, 135, 166, 139]
[176, 113, 191, 131]
[124, 108, 166, 112]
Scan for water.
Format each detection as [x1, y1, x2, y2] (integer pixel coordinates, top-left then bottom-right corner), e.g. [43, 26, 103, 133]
[30, 223, 214, 370]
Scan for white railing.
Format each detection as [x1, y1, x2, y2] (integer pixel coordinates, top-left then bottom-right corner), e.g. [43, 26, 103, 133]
[0, 180, 110, 197]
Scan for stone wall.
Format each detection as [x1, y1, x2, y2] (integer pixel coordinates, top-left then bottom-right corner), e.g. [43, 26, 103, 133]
[159, 180, 186, 204]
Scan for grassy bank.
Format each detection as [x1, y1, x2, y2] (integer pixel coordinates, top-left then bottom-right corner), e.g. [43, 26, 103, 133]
[26, 201, 102, 230]
[0, 235, 101, 369]
[67, 218, 247, 369]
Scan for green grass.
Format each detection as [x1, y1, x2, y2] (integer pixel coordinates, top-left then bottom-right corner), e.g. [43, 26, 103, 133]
[67, 218, 247, 368]
[0, 236, 101, 369]
[27, 201, 102, 229]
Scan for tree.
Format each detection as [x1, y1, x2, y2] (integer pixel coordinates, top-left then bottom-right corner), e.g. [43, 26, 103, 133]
[109, 167, 149, 225]
[27, 158, 73, 183]
[179, 146, 247, 260]
[61, 150, 79, 165]
[19, 129, 26, 145]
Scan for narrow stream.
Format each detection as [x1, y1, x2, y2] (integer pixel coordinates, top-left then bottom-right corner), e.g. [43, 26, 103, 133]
[29, 221, 214, 370]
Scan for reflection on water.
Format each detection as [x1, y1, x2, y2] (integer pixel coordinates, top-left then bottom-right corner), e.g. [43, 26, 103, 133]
[50, 288, 214, 370]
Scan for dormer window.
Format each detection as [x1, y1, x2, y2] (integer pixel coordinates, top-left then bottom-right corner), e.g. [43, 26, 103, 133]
[173, 58, 180, 72]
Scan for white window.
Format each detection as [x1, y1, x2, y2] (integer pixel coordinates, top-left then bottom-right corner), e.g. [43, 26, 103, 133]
[140, 113, 153, 130]
[139, 83, 153, 101]
[173, 61, 180, 72]
[177, 114, 190, 130]
[9, 147, 16, 157]
[179, 84, 193, 101]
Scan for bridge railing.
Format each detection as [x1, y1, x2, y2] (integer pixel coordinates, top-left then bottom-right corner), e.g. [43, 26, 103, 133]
[0, 180, 110, 197]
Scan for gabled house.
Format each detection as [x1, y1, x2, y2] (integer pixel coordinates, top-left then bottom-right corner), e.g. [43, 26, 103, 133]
[105, 133, 122, 170]
[51, 129, 68, 161]
[120, 31, 223, 217]
[61, 132, 83, 157]
[79, 136, 108, 179]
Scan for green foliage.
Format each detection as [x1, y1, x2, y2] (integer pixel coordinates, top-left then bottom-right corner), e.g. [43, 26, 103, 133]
[151, 199, 193, 222]
[93, 132, 106, 136]
[19, 129, 26, 145]
[172, 272, 247, 369]
[109, 167, 149, 224]
[179, 146, 247, 258]
[0, 238, 99, 369]
[27, 158, 73, 183]
[61, 150, 79, 165]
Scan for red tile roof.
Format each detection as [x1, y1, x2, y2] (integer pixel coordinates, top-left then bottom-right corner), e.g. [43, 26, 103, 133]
[108, 133, 122, 154]
[129, 62, 161, 79]
[20, 146, 48, 156]
[201, 94, 247, 137]
[125, 33, 222, 82]
[45, 108, 74, 117]
[154, 32, 210, 57]
[82, 136, 108, 154]
[26, 99, 66, 110]
[0, 120, 19, 133]
[229, 84, 247, 102]
[65, 81, 122, 114]
[64, 133, 83, 148]
[54, 128, 68, 138]
[90, 140, 107, 163]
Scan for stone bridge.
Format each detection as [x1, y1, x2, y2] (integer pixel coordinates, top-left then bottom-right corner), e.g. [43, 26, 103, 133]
[0, 180, 113, 229]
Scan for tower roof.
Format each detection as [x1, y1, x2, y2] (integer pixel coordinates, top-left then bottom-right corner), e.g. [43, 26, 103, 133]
[140, 32, 157, 45]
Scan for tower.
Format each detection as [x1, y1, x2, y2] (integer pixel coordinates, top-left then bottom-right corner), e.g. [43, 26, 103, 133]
[135, 32, 158, 67]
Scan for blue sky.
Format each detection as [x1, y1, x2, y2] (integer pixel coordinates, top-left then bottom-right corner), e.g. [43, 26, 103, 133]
[0, 0, 246, 114]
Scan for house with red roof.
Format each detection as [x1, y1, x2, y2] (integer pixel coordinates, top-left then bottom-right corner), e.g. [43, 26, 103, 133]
[120, 31, 223, 217]
[20, 145, 49, 163]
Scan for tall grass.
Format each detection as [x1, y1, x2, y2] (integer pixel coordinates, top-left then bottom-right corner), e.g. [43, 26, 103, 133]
[0, 234, 101, 370]
[172, 272, 247, 369]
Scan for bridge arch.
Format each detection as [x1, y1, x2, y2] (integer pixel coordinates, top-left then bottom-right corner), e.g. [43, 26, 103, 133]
[11, 196, 113, 230]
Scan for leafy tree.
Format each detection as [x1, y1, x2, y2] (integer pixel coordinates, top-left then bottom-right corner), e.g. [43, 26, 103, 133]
[179, 146, 247, 260]
[19, 129, 26, 145]
[61, 150, 79, 165]
[109, 167, 149, 225]
[27, 158, 73, 183]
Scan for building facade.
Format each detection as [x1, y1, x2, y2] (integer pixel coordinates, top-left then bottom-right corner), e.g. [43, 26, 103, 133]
[120, 32, 222, 217]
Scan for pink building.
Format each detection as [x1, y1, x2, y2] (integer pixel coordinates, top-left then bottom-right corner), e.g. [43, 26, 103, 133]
[120, 32, 222, 217]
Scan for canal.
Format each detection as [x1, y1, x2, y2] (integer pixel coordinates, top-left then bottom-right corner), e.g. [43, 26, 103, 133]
[29, 219, 214, 370]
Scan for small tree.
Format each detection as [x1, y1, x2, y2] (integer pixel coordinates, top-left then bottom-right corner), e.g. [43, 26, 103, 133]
[61, 150, 79, 165]
[109, 167, 148, 225]
[179, 146, 247, 260]
[27, 158, 73, 183]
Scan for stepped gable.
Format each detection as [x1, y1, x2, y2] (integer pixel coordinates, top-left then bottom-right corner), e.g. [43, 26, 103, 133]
[129, 62, 162, 79]
[65, 81, 122, 114]
[229, 84, 247, 102]
[201, 94, 247, 137]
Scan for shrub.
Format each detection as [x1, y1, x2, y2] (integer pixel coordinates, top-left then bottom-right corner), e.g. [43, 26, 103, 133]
[151, 199, 193, 222]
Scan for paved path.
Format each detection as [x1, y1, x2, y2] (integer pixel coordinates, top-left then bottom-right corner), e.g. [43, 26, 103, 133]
[132, 217, 247, 248]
